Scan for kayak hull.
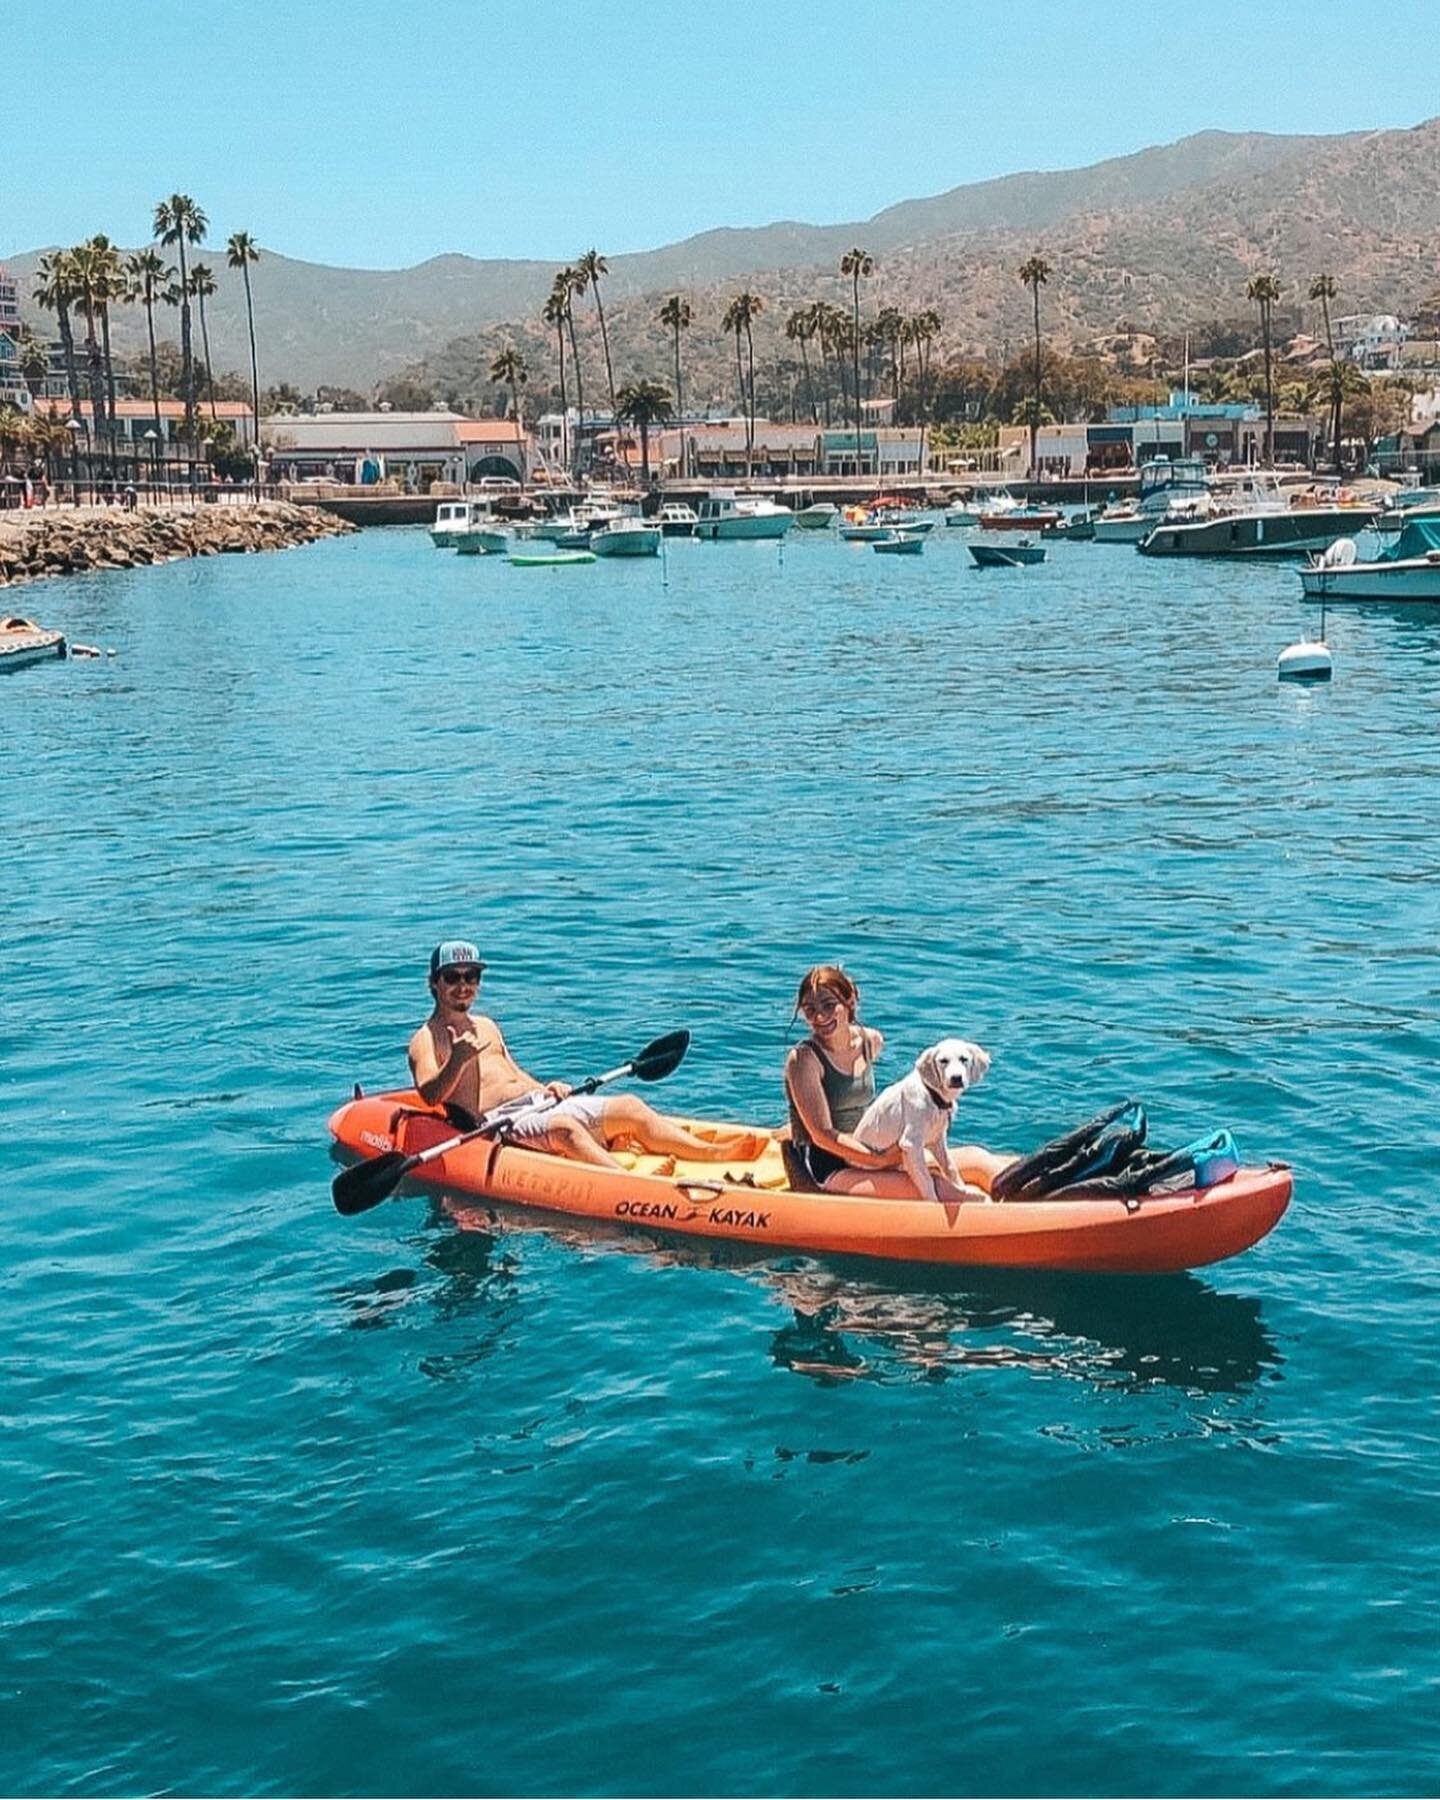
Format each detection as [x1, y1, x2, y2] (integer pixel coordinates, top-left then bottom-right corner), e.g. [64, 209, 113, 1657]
[328, 1093, 1291, 1274]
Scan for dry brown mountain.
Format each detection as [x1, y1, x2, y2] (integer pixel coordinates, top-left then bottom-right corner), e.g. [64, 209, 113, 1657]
[10, 118, 1438, 395]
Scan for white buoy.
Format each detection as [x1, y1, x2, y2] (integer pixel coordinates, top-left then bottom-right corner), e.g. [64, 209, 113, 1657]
[1278, 582, 1333, 682]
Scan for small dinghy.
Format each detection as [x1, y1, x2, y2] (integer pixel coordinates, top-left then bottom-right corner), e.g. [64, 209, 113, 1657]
[0, 616, 66, 670]
[507, 547, 596, 567]
[872, 530, 925, 555]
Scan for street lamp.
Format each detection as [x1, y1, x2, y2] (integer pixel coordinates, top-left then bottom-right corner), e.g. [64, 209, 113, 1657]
[66, 417, 84, 506]
[142, 429, 159, 503]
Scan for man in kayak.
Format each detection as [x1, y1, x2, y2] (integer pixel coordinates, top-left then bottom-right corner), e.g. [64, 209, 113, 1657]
[410, 941, 764, 1170]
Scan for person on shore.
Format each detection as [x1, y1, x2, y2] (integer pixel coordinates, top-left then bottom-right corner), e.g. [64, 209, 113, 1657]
[409, 940, 765, 1170]
[782, 965, 1007, 1200]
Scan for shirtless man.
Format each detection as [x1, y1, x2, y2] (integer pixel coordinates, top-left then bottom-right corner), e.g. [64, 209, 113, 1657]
[408, 940, 763, 1170]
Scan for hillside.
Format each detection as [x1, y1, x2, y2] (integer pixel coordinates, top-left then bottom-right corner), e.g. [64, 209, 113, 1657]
[9, 118, 1438, 395]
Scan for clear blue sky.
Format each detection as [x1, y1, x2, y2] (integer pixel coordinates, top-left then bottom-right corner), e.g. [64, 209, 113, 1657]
[8, 0, 1436, 267]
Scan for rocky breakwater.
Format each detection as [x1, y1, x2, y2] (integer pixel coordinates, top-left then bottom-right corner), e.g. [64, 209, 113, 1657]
[0, 501, 357, 588]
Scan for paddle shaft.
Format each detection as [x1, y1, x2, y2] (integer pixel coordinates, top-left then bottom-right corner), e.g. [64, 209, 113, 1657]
[405, 1058, 631, 1174]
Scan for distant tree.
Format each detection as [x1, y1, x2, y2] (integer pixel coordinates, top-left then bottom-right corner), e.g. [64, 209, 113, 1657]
[489, 347, 529, 482]
[785, 305, 819, 424]
[577, 250, 616, 417]
[154, 194, 208, 464]
[374, 375, 436, 412]
[1309, 273, 1340, 468]
[614, 379, 673, 483]
[1308, 361, 1370, 470]
[188, 263, 220, 421]
[657, 295, 693, 446]
[1018, 253, 1052, 476]
[721, 292, 763, 480]
[126, 249, 173, 441]
[226, 232, 262, 455]
[1246, 271, 1282, 463]
[32, 251, 84, 420]
[556, 266, 587, 466]
[542, 285, 571, 472]
[840, 247, 874, 457]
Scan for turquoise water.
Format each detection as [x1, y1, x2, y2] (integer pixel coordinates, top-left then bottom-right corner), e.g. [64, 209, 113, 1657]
[5, 523, 1438, 1797]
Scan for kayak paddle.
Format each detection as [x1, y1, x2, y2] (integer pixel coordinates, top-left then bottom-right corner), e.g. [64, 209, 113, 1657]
[331, 1029, 691, 1218]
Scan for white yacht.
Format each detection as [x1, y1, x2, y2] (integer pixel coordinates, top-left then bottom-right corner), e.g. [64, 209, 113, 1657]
[1092, 457, 1215, 543]
[693, 491, 794, 541]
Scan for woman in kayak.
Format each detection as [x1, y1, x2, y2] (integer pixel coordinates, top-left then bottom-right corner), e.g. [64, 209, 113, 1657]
[782, 965, 1004, 1199]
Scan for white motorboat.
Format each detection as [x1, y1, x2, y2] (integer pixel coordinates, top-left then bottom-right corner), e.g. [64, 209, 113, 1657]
[1092, 457, 1215, 543]
[0, 615, 66, 670]
[1299, 521, 1440, 601]
[591, 520, 662, 558]
[693, 490, 793, 541]
[792, 501, 839, 530]
[431, 496, 512, 549]
[454, 520, 511, 556]
[840, 517, 896, 543]
[655, 503, 698, 537]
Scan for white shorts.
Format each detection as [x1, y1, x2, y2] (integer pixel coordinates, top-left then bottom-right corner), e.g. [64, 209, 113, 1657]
[486, 1088, 607, 1144]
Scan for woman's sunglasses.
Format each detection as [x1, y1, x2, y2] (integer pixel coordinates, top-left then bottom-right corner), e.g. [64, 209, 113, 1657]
[801, 996, 841, 1020]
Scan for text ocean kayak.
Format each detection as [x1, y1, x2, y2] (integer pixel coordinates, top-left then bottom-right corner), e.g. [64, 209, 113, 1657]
[328, 1093, 1290, 1273]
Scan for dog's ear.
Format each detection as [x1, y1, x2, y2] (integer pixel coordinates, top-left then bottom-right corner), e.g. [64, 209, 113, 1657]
[915, 1043, 943, 1090]
[954, 1041, 991, 1090]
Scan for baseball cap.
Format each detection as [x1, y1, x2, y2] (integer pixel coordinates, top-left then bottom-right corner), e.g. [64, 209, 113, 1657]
[429, 940, 486, 977]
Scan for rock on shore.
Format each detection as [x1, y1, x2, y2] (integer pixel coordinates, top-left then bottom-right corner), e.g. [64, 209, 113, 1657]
[0, 502, 357, 588]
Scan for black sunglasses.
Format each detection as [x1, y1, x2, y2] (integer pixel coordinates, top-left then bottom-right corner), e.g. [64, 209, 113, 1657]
[438, 966, 484, 985]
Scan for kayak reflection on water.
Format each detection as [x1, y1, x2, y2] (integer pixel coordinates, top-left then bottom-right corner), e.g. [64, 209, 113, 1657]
[429, 1187, 1280, 1397]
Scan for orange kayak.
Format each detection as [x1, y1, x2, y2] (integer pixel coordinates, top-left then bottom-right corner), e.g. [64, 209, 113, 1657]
[329, 1092, 1290, 1273]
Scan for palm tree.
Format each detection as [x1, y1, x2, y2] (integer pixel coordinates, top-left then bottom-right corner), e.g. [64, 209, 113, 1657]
[1309, 361, 1368, 473]
[542, 285, 570, 474]
[66, 241, 110, 477]
[226, 233, 262, 476]
[33, 252, 85, 423]
[721, 292, 764, 481]
[577, 249, 616, 418]
[657, 296, 693, 440]
[126, 249, 173, 452]
[1018, 254, 1052, 477]
[1246, 272, 1282, 465]
[908, 307, 942, 473]
[840, 247, 874, 462]
[489, 348, 529, 484]
[1309, 273, 1340, 469]
[814, 301, 848, 426]
[785, 306, 820, 424]
[154, 193, 209, 470]
[86, 237, 127, 447]
[17, 329, 50, 401]
[188, 263, 220, 422]
[555, 267, 586, 474]
[614, 380, 673, 484]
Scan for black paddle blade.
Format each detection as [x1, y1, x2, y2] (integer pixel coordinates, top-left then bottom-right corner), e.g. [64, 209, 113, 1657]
[630, 1029, 691, 1083]
[332, 1149, 413, 1217]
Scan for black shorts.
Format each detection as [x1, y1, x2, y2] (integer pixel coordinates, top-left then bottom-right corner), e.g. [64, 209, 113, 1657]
[781, 1139, 852, 1193]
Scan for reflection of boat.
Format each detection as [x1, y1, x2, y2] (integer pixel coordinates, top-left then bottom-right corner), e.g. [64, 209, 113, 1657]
[1299, 520, 1440, 601]
[872, 530, 925, 555]
[329, 1094, 1291, 1273]
[0, 615, 66, 669]
[693, 490, 793, 540]
[590, 520, 661, 558]
[792, 501, 839, 530]
[970, 539, 1046, 568]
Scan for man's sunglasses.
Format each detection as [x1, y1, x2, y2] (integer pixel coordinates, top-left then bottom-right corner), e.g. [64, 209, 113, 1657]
[438, 967, 484, 985]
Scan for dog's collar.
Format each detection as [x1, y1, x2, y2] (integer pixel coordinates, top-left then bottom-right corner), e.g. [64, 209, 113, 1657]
[922, 1079, 956, 1113]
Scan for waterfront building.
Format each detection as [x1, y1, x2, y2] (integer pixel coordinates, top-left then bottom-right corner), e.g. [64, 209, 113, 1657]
[1333, 313, 1409, 371]
[32, 396, 257, 451]
[1001, 395, 1323, 477]
[0, 266, 28, 411]
[262, 411, 529, 486]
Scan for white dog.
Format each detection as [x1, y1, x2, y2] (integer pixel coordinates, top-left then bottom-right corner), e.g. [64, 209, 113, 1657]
[854, 1038, 991, 1202]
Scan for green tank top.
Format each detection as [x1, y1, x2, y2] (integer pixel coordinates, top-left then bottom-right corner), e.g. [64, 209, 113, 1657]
[788, 1039, 876, 1147]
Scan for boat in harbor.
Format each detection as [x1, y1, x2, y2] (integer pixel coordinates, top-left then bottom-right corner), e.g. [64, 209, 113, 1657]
[454, 518, 512, 556]
[872, 529, 926, 555]
[978, 499, 1064, 531]
[507, 547, 596, 568]
[970, 539, 1046, 568]
[591, 520, 662, 558]
[840, 517, 897, 542]
[430, 497, 511, 549]
[1092, 456, 1215, 543]
[1299, 520, 1440, 601]
[654, 502, 698, 537]
[791, 501, 839, 530]
[1138, 472, 1379, 558]
[693, 491, 793, 541]
[0, 615, 66, 670]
